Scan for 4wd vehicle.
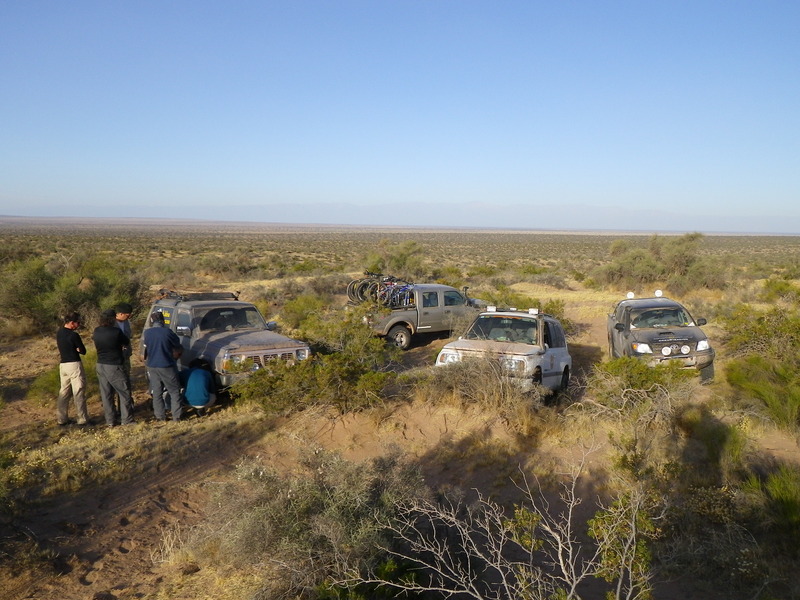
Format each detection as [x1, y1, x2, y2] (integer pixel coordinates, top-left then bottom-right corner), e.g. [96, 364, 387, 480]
[607, 291, 715, 381]
[142, 290, 310, 387]
[366, 283, 484, 350]
[435, 307, 572, 392]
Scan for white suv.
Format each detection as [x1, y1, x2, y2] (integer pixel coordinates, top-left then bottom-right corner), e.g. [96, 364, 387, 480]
[436, 307, 571, 392]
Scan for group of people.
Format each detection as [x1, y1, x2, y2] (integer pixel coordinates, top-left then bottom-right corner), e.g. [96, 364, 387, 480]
[55, 305, 217, 427]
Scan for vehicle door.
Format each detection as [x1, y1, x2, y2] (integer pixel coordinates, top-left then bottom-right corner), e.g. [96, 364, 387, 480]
[442, 289, 469, 331]
[173, 308, 197, 367]
[541, 320, 569, 388]
[416, 290, 445, 331]
[608, 303, 629, 357]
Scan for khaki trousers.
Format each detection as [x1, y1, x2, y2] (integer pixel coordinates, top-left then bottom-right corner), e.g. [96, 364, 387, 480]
[56, 361, 89, 425]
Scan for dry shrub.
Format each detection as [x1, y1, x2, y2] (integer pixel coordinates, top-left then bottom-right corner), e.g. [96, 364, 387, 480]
[181, 448, 426, 600]
[413, 358, 548, 436]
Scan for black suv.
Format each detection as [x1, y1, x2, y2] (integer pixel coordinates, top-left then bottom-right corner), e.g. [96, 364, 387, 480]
[607, 291, 715, 382]
[142, 290, 310, 387]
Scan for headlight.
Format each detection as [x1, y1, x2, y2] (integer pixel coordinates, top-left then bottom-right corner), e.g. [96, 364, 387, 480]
[631, 342, 652, 354]
[696, 340, 710, 351]
[499, 357, 525, 374]
[437, 352, 460, 364]
[296, 348, 309, 360]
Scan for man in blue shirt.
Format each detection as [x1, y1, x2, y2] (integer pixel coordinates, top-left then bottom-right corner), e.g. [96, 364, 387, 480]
[141, 311, 184, 422]
[181, 358, 217, 417]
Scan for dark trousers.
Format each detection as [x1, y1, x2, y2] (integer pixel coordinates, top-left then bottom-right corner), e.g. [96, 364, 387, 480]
[147, 366, 183, 421]
[97, 363, 134, 425]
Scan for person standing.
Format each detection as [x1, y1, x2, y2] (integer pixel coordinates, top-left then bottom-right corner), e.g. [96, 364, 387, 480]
[141, 311, 184, 422]
[55, 311, 90, 426]
[114, 302, 134, 394]
[93, 309, 135, 427]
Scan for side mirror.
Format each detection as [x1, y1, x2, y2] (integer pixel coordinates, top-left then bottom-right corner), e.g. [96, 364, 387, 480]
[614, 323, 625, 332]
[697, 318, 707, 326]
[266, 321, 278, 331]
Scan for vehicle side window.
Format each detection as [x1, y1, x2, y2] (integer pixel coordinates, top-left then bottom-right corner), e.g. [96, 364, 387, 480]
[422, 292, 439, 308]
[158, 307, 173, 325]
[176, 310, 192, 331]
[444, 291, 464, 306]
[544, 321, 566, 348]
[615, 305, 626, 323]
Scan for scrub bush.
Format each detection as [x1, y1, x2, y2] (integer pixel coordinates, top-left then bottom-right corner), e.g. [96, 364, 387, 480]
[726, 356, 800, 430]
[188, 449, 425, 600]
[231, 304, 398, 414]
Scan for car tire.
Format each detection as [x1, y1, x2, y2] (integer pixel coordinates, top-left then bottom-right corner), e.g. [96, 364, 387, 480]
[387, 325, 412, 350]
[559, 367, 570, 392]
[700, 363, 715, 384]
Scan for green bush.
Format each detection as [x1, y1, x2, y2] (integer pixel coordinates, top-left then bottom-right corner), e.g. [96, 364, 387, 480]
[718, 304, 800, 361]
[760, 277, 800, 304]
[231, 304, 399, 414]
[0, 256, 146, 333]
[591, 357, 695, 406]
[191, 449, 426, 600]
[592, 233, 727, 294]
[726, 356, 800, 430]
[744, 465, 800, 533]
[281, 293, 330, 329]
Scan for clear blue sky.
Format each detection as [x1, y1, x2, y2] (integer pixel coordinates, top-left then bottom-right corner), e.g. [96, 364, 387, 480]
[2, 1, 799, 232]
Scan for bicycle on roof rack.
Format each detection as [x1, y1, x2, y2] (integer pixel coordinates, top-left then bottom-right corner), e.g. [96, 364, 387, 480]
[346, 272, 415, 307]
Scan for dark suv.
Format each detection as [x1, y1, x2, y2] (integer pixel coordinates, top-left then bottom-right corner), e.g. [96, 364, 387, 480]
[607, 291, 715, 381]
[142, 290, 310, 387]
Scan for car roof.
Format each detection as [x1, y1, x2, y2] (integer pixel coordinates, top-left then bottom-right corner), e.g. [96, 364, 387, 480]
[153, 299, 254, 309]
[475, 310, 555, 320]
[616, 297, 685, 310]
[413, 284, 462, 292]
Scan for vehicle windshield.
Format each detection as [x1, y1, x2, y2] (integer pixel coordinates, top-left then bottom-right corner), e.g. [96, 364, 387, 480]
[463, 315, 538, 344]
[197, 306, 268, 331]
[630, 307, 693, 328]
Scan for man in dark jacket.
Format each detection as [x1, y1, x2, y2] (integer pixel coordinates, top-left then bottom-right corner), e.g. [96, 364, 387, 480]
[141, 311, 184, 422]
[55, 311, 89, 426]
[93, 309, 134, 427]
[114, 302, 134, 394]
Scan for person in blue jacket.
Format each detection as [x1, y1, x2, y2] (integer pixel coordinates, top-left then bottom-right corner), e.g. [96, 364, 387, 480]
[181, 358, 217, 416]
[141, 311, 184, 422]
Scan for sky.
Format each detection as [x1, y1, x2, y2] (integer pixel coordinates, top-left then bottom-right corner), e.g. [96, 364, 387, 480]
[1, 1, 799, 233]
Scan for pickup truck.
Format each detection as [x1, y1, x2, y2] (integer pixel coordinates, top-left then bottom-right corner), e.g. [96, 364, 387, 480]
[368, 283, 483, 349]
[607, 291, 715, 382]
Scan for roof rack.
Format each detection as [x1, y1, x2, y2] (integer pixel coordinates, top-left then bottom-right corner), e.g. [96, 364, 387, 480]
[158, 289, 240, 301]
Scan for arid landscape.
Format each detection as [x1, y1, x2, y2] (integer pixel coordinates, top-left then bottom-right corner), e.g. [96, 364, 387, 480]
[2, 219, 800, 600]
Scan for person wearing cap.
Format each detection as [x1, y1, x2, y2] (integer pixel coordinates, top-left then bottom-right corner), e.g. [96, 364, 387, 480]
[114, 302, 134, 393]
[93, 309, 134, 426]
[55, 311, 90, 426]
[141, 311, 184, 422]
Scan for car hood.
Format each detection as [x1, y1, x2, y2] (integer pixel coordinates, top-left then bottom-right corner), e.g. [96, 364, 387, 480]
[440, 338, 544, 356]
[194, 329, 308, 352]
[628, 325, 707, 344]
